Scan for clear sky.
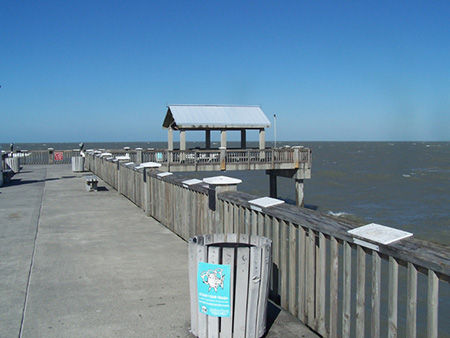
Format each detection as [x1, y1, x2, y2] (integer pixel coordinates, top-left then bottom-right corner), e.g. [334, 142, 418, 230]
[1, 1, 449, 142]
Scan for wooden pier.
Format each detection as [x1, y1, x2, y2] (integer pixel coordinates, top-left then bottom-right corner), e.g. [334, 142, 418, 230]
[0, 165, 317, 338]
[84, 152, 450, 338]
[3, 148, 449, 337]
[15, 146, 312, 206]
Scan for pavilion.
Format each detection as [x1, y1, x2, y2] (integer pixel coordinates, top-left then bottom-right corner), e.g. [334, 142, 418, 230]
[162, 105, 271, 150]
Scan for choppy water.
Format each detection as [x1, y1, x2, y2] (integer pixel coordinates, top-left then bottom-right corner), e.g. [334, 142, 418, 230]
[2, 141, 449, 245]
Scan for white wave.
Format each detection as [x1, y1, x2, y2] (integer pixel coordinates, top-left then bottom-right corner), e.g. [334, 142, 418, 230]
[327, 211, 350, 217]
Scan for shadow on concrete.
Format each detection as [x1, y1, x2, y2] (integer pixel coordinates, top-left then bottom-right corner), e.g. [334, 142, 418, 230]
[263, 300, 320, 338]
[264, 301, 282, 334]
[3, 177, 62, 187]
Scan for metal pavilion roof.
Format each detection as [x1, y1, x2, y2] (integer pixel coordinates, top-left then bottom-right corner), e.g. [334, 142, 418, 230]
[162, 105, 271, 130]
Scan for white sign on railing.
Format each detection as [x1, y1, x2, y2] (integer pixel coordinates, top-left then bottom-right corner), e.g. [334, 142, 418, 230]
[348, 223, 413, 251]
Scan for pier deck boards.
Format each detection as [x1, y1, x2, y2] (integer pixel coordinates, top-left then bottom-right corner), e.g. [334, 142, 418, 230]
[0, 165, 318, 338]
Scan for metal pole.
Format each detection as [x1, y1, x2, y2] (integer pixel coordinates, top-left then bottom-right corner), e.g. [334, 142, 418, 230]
[274, 114, 277, 149]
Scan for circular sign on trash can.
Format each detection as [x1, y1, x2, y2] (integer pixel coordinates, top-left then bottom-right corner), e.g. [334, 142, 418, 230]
[197, 261, 231, 317]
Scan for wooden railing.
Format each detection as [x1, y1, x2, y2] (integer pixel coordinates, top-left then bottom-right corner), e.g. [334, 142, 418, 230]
[218, 192, 449, 338]
[85, 153, 450, 337]
[5, 150, 81, 165]
[15, 147, 311, 171]
[157, 147, 310, 168]
[109, 147, 310, 171]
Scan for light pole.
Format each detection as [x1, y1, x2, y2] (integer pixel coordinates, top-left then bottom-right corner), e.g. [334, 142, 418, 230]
[274, 114, 277, 149]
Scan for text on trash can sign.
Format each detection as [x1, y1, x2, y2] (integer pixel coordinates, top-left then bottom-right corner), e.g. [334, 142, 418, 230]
[197, 261, 231, 317]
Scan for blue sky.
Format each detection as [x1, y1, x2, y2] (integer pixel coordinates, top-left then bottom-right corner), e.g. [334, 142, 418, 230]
[1, 1, 449, 142]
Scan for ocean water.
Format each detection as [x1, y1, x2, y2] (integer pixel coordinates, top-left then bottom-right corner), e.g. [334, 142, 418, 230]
[2, 141, 449, 245]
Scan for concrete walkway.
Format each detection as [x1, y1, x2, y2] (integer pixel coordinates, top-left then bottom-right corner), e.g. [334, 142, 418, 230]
[0, 165, 318, 338]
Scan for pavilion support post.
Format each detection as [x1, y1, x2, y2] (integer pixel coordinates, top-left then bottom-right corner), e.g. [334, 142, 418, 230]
[220, 147, 226, 171]
[168, 128, 174, 151]
[259, 129, 266, 161]
[295, 179, 305, 207]
[221, 130, 227, 148]
[180, 130, 186, 162]
[205, 130, 211, 149]
[241, 129, 247, 149]
[269, 172, 277, 198]
[259, 129, 266, 149]
[266, 169, 308, 207]
[180, 130, 186, 151]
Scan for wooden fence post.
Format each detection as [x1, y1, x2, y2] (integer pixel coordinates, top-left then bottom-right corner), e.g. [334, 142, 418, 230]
[203, 176, 242, 234]
[48, 148, 54, 164]
[136, 148, 143, 165]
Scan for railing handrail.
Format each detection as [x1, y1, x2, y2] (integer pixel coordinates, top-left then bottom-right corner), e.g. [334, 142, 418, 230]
[218, 190, 450, 280]
[21, 147, 311, 165]
[84, 153, 449, 337]
[86, 152, 449, 279]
